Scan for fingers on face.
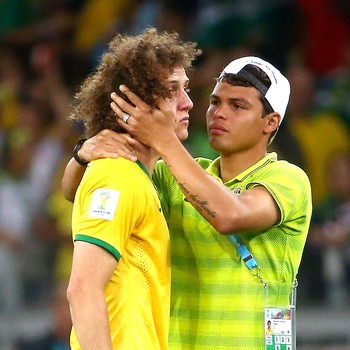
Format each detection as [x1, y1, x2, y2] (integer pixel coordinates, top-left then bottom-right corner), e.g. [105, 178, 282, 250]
[110, 89, 150, 127]
[110, 93, 124, 116]
[119, 87, 152, 113]
[110, 101, 122, 117]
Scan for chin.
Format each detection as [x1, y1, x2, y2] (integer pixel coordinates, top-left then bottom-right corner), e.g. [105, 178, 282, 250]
[209, 139, 221, 152]
[177, 129, 189, 142]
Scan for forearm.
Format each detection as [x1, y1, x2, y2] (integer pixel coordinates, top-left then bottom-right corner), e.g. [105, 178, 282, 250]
[61, 157, 85, 202]
[156, 136, 241, 234]
[157, 136, 279, 234]
[69, 290, 112, 350]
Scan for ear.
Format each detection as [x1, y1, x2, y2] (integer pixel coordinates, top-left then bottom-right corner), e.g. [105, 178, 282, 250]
[264, 112, 280, 134]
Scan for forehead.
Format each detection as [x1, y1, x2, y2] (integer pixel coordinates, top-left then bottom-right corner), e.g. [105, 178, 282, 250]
[166, 67, 188, 83]
[211, 81, 261, 100]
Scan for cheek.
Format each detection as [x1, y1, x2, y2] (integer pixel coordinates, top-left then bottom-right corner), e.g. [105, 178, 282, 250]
[205, 109, 212, 124]
[206, 105, 218, 124]
[206, 105, 214, 116]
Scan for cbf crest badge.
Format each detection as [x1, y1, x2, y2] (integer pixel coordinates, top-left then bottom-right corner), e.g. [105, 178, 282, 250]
[233, 187, 243, 195]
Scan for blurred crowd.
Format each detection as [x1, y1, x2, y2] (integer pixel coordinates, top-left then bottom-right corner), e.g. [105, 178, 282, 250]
[0, 0, 350, 348]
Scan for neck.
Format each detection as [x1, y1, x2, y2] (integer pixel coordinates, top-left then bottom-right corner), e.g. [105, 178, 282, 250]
[134, 144, 160, 175]
[219, 148, 267, 183]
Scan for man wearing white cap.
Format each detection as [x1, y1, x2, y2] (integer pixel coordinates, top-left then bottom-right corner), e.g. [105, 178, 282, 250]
[63, 56, 312, 349]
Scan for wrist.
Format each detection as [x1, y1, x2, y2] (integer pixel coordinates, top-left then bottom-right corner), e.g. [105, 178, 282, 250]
[155, 134, 180, 157]
[73, 138, 89, 166]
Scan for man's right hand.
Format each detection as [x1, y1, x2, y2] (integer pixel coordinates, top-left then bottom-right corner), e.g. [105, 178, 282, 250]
[79, 129, 138, 163]
[62, 129, 138, 202]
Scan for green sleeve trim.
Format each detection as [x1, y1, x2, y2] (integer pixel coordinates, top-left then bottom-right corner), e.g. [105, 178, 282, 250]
[74, 234, 121, 261]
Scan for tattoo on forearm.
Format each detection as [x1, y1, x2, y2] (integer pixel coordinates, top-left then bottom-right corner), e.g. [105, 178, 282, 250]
[179, 182, 216, 218]
[164, 161, 217, 218]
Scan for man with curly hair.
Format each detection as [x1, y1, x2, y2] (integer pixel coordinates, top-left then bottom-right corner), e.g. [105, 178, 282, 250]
[65, 28, 200, 350]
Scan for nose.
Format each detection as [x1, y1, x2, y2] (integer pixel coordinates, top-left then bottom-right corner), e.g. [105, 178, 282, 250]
[212, 105, 227, 119]
[179, 89, 193, 111]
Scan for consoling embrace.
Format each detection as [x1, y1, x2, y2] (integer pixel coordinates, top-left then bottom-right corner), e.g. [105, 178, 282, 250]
[62, 27, 312, 350]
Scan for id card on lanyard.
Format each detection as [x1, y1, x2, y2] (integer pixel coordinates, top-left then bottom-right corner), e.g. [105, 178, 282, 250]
[228, 233, 297, 350]
[264, 307, 293, 350]
[264, 280, 297, 350]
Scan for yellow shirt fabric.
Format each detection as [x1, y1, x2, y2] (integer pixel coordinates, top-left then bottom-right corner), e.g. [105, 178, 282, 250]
[70, 158, 170, 350]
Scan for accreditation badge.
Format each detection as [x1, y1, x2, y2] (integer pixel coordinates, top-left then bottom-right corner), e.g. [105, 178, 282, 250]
[264, 306, 295, 350]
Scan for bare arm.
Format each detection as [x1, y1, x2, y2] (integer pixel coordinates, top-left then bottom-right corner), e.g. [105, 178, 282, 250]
[67, 241, 117, 350]
[110, 88, 279, 235]
[61, 157, 86, 202]
[147, 135, 279, 234]
[61, 130, 137, 202]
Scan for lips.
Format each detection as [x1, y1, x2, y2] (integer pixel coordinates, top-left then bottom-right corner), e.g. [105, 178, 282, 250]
[180, 116, 189, 125]
[209, 122, 227, 135]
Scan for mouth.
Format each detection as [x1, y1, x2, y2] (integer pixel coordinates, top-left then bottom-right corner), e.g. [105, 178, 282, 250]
[180, 116, 189, 126]
[208, 123, 227, 135]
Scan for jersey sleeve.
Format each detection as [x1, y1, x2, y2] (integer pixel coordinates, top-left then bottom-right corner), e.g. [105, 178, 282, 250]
[73, 158, 145, 259]
[248, 161, 312, 232]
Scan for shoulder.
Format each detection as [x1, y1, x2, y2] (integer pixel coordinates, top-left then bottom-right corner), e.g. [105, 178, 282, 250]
[89, 157, 136, 170]
[245, 153, 310, 188]
[82, 158, 146, 190]
[86, 158, 141, 178]
[248, 157, 312, 205]
[267, 159, 310, 186]
[254, 159, 312, 221]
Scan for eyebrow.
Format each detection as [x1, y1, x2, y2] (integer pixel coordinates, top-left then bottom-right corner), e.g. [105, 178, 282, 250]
[210, 94, 248, 102]
[210, 94, 253, 107]
[167, 78, 190, 86]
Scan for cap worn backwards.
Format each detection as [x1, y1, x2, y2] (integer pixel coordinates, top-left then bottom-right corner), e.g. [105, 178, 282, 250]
[219, 56, 290, 124]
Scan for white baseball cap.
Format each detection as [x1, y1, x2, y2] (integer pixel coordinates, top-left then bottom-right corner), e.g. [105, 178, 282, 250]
[219, 56, 290, 124]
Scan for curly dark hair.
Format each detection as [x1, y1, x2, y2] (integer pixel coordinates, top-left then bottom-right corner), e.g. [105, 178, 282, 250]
[69, 27, 201, 138]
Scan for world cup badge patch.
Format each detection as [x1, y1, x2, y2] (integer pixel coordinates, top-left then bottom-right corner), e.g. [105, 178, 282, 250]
[88, 188, 120, 221]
